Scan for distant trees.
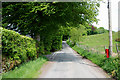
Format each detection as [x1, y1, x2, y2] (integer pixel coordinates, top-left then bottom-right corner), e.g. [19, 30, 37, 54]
[86, 24, 108, 35]
[62, 26, 71, 41]
[97, 27, 108, 34]
[69, 24, 86, 44]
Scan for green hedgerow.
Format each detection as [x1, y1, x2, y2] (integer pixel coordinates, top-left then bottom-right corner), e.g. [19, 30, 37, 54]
[1, 27, 37, 72]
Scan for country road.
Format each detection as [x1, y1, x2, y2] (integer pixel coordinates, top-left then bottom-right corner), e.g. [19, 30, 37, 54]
[39, 41, 110, 78]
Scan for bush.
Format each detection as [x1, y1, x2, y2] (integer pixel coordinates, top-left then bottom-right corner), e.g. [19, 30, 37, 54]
[69, 25, 86, 44]
[1, 27, 37, 72]
[62, 27, 70, 41]
[66, 40, 75, 47]
[39, 27, 63, 53]
[43, 36, 53, 54]
[51, 33, 63, 51]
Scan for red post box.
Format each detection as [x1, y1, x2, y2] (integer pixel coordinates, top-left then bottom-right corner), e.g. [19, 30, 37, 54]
[105, 49, 109, 58]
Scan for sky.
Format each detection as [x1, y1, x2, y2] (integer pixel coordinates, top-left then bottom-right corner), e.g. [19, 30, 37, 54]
[93, 0, 120, 32]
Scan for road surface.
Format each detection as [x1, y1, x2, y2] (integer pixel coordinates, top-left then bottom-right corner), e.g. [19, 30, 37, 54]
[39, 41, 110, 78]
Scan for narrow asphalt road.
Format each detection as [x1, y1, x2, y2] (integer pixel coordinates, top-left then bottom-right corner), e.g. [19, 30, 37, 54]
[39, 41, 110, 78]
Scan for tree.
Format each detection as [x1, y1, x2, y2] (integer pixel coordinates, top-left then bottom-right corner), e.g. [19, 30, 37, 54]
[2, 2, 100, 38]
[97, 27, 108, 34]
[69, 24, 86, 44]
[2, 2, 100, 54]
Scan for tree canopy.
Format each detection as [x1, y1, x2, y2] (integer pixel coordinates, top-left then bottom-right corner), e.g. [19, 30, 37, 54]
[2, 2, 100, 38]
[2, 2, 101, 54]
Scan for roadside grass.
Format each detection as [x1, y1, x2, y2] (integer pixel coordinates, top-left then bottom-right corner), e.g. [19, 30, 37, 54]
[2, 56, 48, 78]
[78, 32, 119, 53]
[67, 40, 119, 79]
[0, 75, 2, 80]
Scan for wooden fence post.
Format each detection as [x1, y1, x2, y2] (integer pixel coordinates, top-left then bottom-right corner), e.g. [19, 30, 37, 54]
[116, 43, 120, 57]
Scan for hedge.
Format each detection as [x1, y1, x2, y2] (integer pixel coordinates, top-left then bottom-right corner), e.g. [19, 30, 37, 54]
[51, 30, 63, 51]
[1, 27, 64, 72]
[1, 27, 37, 72]
[66, 40, 120, 80]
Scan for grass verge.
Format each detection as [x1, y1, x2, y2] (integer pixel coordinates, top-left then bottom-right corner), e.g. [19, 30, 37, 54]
[67, 40, 120, 80]
[2, 56, 48, 78]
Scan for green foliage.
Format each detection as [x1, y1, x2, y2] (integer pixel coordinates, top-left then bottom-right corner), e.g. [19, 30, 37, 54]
[51, 27, 63, 51]
[35, 40, 45, 55]
[69, 24, 86, 44]
[1, 27, 63, 73]
[52, 35, 63, 51]
[97, 27, 108, 34]
[43, 36, 53, 54]
[2, 2, 100, 56]
[85, 24, 108, 35]
[1, 27, 37, 72]
[66, 39, 74, 47]
[62, 26, 71, 41]
[2, 56, 47, 78]
[67, 41, 119, 80]
[2, 2, 100, 38]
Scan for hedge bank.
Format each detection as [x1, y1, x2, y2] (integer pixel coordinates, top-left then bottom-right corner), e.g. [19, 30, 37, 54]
[1, 27, 37, 72]
[66, 40, 120, 80]
[1, 27, 63, 72]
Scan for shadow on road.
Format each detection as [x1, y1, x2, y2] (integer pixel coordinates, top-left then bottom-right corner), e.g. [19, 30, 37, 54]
[44, 41, 98, 68]
[41, 41, 110, 78]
